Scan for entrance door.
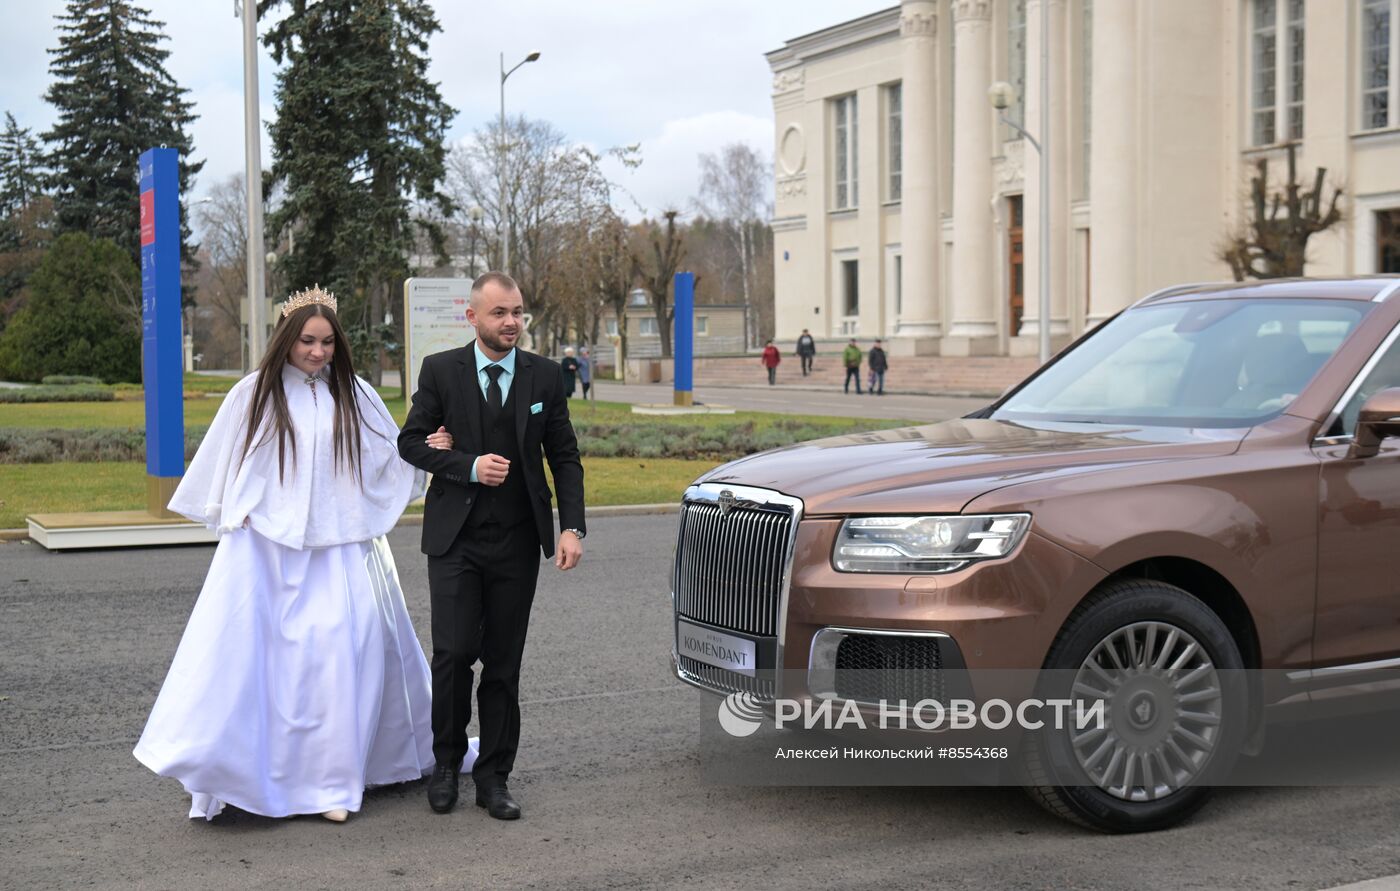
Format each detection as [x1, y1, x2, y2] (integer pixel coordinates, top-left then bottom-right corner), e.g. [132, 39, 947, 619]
[1379, 209, 1400, 272]
[1008, 195, 1024, 336]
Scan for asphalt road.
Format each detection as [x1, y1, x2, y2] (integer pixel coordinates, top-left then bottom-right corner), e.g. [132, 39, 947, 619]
[3, 517, 1400, 890]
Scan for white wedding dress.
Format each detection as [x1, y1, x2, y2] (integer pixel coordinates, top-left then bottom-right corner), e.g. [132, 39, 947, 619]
[134, 364, 474, 819]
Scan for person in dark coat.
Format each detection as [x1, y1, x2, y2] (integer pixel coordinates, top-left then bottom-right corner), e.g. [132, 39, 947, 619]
[560, 347, 579, 398]
[795, 329, 816, 376]
[867, 339, 888, 395]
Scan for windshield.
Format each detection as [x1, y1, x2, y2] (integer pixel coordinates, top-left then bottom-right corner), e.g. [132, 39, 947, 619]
[993, 299, 1370, 427]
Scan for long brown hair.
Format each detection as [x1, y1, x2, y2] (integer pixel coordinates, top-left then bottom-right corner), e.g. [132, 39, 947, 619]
[239, 303, 365, 484]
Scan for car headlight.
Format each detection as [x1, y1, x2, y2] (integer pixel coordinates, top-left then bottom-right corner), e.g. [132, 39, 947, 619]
[832, 514, 1031, 573]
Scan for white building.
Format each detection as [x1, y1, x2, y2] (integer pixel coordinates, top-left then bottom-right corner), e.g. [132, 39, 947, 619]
[767, 0, 1400, 356]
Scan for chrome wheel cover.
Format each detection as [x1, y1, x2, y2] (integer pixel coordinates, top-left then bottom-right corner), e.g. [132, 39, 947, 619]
[1068, 621, 1224, 802]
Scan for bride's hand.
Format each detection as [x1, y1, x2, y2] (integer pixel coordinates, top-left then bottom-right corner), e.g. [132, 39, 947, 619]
[426, 426, 453, 450]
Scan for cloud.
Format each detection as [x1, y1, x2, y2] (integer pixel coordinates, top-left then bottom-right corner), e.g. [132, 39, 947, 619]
[603, 111, 772, 220]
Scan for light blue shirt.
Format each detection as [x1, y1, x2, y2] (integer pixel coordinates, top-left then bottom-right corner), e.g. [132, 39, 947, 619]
[474, 340, 516, 403]
[469, 342, 517, 483]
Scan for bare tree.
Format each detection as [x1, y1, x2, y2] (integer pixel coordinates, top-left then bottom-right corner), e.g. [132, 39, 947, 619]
[445, 117, 639, 349]
[692, 143, 773, 347]
[1219, 142, 1344, 280]
[193, 174, 249, 340]
[638, 210, 686, 358]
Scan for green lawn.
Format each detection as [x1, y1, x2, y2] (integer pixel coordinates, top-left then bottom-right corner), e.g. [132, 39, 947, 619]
[0, 457, 716, 529]
[0, 381, 904, 528]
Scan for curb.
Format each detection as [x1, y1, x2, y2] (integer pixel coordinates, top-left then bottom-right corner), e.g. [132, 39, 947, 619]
[0, 502, 680, 543]
[644, 382, 1004, 399]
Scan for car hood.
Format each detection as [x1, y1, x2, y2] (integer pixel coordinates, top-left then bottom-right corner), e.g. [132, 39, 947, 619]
[697, 418, 1246, 516]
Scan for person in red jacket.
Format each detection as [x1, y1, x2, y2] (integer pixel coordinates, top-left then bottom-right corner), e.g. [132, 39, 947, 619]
[761, 339, 781, 385]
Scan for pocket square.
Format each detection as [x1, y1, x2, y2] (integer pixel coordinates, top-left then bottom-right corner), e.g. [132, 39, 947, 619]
[530, 402, 544, 414]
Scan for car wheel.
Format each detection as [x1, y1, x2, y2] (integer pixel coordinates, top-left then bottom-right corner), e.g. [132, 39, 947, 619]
[1022, 578, 1247, 833]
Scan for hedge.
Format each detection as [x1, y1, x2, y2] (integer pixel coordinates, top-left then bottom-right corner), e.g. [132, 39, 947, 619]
[0, 385, 115, 404]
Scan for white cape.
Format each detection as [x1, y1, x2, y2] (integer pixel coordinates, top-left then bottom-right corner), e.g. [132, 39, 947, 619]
[168, 364, 425, 549]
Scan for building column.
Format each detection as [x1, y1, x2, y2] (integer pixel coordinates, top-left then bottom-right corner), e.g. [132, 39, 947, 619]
[896, 0, 942, 343]
[1017, 0, 1072, 353]
[947, 0, 999, 355]
[1087, 0, 1137, 323]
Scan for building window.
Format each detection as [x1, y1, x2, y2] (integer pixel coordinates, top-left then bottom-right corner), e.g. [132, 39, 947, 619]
[1252, 0, 1279, 145]
[842, 259, 859, 316]
[887, 83, 902, 202]
[1379, 209, 1400, 271]
[639, 317, 659, 336]
[1287, 0, 1304, 139]
[695, 315, 709, 336]
[894, 254, 903, 317]
[1363, 0, 1390, 130]
[1006, 0, 1027, 138]
[605, 318, 618, 337]
[1081, 0, 1093, 198]
[1251, 0, 1306, 146]
[833, 94, 859, 209]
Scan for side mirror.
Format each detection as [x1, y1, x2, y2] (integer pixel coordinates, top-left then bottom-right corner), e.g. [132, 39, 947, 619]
[1349, 387, 1400, 459]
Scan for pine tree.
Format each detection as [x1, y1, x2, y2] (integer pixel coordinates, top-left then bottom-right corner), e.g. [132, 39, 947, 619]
[262, 0, 455, 385]
[0, 112, 52, 321]
[42, 0, 202, 265]
[0, 112, 44, 217]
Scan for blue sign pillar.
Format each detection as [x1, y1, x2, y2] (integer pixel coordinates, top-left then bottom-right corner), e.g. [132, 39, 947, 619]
[673, 271, 694, 407]
[140, 148, 185, 517]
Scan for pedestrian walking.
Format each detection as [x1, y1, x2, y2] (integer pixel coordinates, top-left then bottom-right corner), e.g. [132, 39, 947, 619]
[762, 339, 781, 385]
[578, 347, 592, 399]
[868, 339, 888, 395]
[842, 338, 862, 394]
[796, 328, 816, 376]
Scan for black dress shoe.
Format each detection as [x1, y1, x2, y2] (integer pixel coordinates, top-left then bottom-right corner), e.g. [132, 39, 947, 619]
[475, 785, 521, 820]
[427, 763, 459, 814]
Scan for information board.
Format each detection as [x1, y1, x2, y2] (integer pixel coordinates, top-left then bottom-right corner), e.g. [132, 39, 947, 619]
[403, 277, 474, 398]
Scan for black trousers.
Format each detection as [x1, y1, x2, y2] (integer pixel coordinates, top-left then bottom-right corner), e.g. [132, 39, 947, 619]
[844, 366, 862, 393]
[800, 354, 813, 375]
[428, 518, 541, 789]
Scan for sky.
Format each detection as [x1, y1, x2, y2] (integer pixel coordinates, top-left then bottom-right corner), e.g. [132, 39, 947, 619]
[0, 0, 894, 223]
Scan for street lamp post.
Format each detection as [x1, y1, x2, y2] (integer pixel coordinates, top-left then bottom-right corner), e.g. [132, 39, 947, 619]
[236, 0, 267, 369]
[989, 24, 1051, 364]
[499, 50, 540, 276]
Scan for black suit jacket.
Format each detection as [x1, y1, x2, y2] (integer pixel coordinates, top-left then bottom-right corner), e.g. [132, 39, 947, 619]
[397, 343, 586, 558]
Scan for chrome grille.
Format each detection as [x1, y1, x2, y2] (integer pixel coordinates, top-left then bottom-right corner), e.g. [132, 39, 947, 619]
[674, 499, 793, 637]
[677, 656, 776, 700]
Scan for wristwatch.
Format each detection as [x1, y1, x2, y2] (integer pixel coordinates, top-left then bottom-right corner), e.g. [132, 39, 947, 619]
[563, 528, 586, 540]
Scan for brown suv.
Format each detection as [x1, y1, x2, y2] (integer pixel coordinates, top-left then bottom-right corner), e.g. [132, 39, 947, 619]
[671, 277, 1400, 831]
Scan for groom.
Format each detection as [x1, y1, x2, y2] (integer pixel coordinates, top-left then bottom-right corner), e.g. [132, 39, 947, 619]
[398, 271, 586, 820]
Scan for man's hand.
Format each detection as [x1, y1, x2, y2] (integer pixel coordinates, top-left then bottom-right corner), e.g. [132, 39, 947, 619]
[554, 530, 583, 570]
[476, 453, 510, 486]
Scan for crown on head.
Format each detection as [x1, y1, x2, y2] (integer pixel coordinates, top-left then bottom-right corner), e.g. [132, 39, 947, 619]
[281, 284, 338, 318]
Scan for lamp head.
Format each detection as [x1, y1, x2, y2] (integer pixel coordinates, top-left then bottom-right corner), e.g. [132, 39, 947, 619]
[525, 51, 541, 62]
[988, 81, 1016, 111]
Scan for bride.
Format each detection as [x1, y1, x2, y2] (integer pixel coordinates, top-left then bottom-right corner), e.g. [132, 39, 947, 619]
[134, 285, 471, 822]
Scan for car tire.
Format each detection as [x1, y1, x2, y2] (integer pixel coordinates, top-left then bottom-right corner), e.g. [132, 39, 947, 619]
[1022, 578, 1247, 833]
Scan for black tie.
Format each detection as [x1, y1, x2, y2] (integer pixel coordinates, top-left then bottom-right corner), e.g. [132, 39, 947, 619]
[485, 364, 505, 410]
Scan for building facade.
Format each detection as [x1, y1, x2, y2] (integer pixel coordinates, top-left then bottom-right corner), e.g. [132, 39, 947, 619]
[767, 0, 1400, 356]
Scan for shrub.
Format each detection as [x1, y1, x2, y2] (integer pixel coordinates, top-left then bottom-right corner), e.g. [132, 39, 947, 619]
[41, 374, 104, 386]
[0, 233, 141, 383]
[0, 385, 115, 403]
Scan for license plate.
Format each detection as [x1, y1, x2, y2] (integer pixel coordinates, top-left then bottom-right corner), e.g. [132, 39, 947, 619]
[676, 619, 757, 677]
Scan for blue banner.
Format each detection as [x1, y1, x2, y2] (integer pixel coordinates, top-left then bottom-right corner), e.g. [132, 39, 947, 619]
[140, 148, 184, 479]
[674, 271, 694, 398]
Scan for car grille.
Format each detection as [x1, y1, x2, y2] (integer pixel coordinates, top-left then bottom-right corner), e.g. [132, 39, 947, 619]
[673, 499, 793, 637]
[676, 656, 776, 700]
[834, 633, 945, 703]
